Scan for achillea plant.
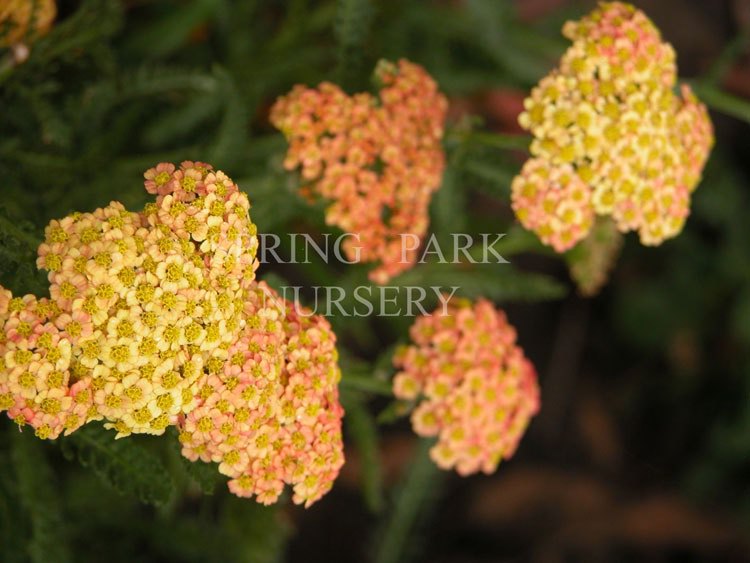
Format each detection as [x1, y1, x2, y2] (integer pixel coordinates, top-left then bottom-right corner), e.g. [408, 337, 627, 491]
[0, 0, 56, 47]
[179, 282, 344, 507]
[270, 59, 448, 283]
[512, 1, 714, 252]
[0, 160, 346, 505]
[392, 298, 540, 476]
[1, 161, 260, 439]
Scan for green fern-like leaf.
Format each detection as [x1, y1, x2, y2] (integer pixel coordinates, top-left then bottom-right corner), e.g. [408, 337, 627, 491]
[390, 262, 566, 303]
[123, 0, 221, 60]
[220, 499, 291, 563]
[141, 92, 222, 149]
[180, 456, 226, 496]
[11, 431, 72, 563]
[172, 435, 226, 495]
[0, 206, 46, 296]
[59, 425, 175, 507]
[206, 66, 247, 170]
[25, 0, 123, 67]
[75, 66, 223, 142]
[12, 82, 72, 149]
[1, 428, 32, 563]
[335, 0, 374, 89]
[339, 353, 393, 396]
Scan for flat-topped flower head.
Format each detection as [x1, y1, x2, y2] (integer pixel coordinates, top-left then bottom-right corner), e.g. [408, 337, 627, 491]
[2, 161, 260, 439]
[178, 282, 345, 507]
[0, 288, 93, 439]
[393, 298, 540, 476]
[514, 1, 713, 252]
[270, 59, 448, 283]
[1, 161, 346, 505]
[0, 0, 56, 48]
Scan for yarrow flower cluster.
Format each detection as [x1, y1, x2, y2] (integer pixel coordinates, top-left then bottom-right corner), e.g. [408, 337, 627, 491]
[0, 0, 56, 48]
[0, 161, 345, 506]
[513, 1, 714, 252]
[392, 298, 540, 476]
[270, 59, 448, 283]
[179, 283, 344, 507]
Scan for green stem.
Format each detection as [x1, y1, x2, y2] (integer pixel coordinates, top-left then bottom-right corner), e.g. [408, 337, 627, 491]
[446, 129, 531, 152]
[691, 82, 750, 124]
[704, 30, 750, 86]
[340, 372, 393, 396]
[372, 438, 445, 563]
[342, 396, 385, 513]
[464, 130, 531, 151]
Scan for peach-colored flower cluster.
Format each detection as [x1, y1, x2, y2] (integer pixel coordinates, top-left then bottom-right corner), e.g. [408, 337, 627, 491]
[178, 283, 344, 507]
[0, 0, 56, 47]
[270, 59, 448, 283]
[513, 2, 714, 252]
[392, 298, 540, 476]
[0, 161, 345, 506]
[0, 288, 92, 439]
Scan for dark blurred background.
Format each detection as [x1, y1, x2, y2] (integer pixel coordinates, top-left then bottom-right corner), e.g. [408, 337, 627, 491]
[2, 1, 750, 562]
[290, 1, 750, 562]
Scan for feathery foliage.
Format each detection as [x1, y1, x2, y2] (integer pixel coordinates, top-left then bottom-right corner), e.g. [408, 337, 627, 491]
[59, 426, 175, 507]
[11, 431, 72, 563]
